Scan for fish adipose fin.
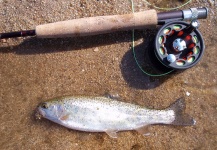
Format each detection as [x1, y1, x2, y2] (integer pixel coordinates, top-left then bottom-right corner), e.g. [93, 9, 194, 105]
[168, 98, 196, 126]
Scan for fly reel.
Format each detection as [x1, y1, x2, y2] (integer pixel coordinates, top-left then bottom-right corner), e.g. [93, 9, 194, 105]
[154, 20, 204, 70]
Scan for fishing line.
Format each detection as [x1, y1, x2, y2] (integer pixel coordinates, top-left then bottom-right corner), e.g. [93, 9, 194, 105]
[129, 0, 182, 76]
[142, 0, 192, 10]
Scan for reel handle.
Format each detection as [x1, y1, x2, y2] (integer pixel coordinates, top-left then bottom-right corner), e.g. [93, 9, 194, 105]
[36, 10, 157, 38]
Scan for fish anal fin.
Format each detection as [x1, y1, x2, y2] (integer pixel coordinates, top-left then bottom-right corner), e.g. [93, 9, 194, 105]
[59, 114, 70, 121]
[105, 130, 118, 138]
[135, 125, 150, 136]
[168, 98, 196, 126]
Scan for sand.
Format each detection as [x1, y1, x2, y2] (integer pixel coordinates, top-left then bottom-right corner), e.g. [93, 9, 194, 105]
[0, 0, 216, 149]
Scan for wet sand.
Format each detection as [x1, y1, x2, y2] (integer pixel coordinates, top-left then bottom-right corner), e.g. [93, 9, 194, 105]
[0, 0, 216, 149]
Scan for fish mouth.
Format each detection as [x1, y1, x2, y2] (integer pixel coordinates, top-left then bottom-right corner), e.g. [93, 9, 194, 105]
[35, 107, 45, 120]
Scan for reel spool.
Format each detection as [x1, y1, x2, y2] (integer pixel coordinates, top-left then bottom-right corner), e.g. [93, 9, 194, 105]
[154, 20, 204, 70]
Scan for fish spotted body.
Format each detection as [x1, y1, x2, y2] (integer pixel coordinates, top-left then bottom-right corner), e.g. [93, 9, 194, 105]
[36, 96, 195, 138]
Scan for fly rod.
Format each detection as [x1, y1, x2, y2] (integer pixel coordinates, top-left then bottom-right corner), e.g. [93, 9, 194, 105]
[0, 7, 208, 39]
[0, 7, 209, 71]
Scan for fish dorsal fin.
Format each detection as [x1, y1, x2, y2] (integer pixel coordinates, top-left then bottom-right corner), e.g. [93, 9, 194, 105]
[105, 130, 118, 138]
[135, 125, 150, 136]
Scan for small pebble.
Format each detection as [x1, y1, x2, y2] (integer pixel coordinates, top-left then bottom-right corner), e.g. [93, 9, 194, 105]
[93, 47, 99, 52]
[143, 133, 151, 136]
[1, 39, 7, 43]
[186, 91, 190, 96]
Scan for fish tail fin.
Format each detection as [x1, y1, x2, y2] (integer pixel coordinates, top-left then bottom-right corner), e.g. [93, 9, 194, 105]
[167, 98, 196, 126]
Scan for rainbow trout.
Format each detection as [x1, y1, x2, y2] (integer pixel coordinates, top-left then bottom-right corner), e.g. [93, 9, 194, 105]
[36, 96, 195, 138]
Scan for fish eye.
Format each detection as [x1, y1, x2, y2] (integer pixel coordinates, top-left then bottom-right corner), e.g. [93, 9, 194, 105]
[41, 103, 48, 109]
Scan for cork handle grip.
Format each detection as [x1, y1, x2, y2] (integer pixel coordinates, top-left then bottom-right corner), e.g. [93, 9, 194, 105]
[36, 9, 157, 38]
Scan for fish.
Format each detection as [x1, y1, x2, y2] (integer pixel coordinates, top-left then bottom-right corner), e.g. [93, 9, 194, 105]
[36, 96, 196, 138]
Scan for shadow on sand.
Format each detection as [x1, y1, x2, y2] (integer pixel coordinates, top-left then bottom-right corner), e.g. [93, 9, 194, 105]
[0, 31, 134, 55]
[120, 29, 179, 90]
[1, 30, 179, 90]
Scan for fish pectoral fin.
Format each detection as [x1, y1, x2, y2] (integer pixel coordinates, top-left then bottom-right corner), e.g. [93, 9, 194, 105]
[59, 114, 70, 121]
[135, 125, 151, 136]
[104, 93, 120, 100]
[105, 130, 118, 138]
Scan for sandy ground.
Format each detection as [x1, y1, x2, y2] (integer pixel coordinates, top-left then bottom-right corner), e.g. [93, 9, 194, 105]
[0, 0, 216, 150]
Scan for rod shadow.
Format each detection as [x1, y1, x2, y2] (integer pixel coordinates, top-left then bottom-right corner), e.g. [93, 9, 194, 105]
[1, 29, 179, 90]
[0, 31, 136, 55]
